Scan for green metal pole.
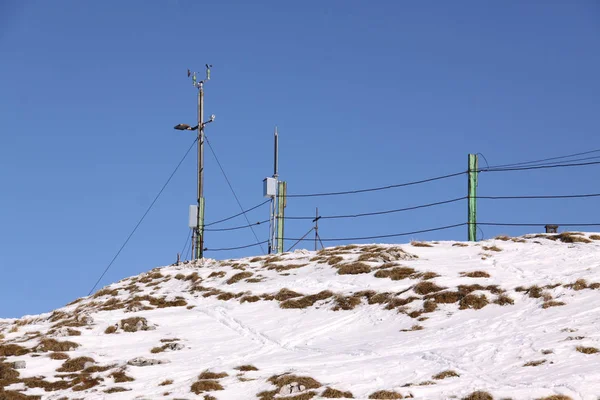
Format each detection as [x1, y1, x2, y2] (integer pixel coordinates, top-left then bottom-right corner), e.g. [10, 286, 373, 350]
[468, 154, 478, 241]
[276, 181, 286, 253]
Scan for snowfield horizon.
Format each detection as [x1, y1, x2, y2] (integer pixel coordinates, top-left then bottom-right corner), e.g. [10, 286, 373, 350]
[1, 232, 600, 400]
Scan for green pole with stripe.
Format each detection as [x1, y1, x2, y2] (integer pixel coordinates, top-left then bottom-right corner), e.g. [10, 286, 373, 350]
[468, 154, 478, 241]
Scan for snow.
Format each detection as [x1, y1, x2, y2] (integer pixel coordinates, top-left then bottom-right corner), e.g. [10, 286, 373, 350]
[1, 234, 600, 399]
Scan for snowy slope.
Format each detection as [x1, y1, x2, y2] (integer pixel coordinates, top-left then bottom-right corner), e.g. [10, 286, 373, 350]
[1, 233, 600, 400]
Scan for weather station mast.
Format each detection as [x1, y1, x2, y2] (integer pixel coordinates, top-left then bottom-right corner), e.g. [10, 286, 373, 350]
[174, 64, 215, 260]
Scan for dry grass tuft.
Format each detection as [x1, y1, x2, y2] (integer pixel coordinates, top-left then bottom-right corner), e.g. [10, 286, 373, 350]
[56, 356, 95, 372]
[120, 317, 149, 332]
[527, 286, 544, 298]
[110, 370, 135, 383]
[280, 291, 334, 309]
[523, 359, 546, 367]
[589, 234, 600, 240]
[217, 292, 236, 301]
[191, 380, 224, 394]
[104, 387, 130, 393]
[49, 352, 70, 360]
[428, 291, 461, 304]
[536, 396, 573, 400]
[552, 232, 592, 243]
[576, 346, 598, 354]
[453, 242, 469, 247]
[368, 390, 403, 399]
[564, 279, 588, 291]
[0, 343, 30, 356]
[160, 379, 174, 386]
[459, 294, 489, 310]
[333, 294, 362, 311]
[204, 395, 218, 400]
[411, 241, 432, 247]
[482, 245, 502, 252]
[274, 288, 303, 301]
[322, 387, 354, 398]
[542, 301, 566, 309]
[400, 325, 423, 332]
[493, 294, 514, 306]
[37, 338, 79, 352]
[268, 374, 322, 390]
[460, 271, 491, 278]
[462, 392, 493, 400]
[227, 272, 254, 284]
[413, 281, 445, 295]
[104, 325, 117, 334]
[432, 370, 460, 380]
[374, 267, 417, 281]
[240, 295, 261, 303]
[198, 371, 228, 379]
[208, 271, 227, 278]
[337, 262, 371, 275]
[234, 364, 258, 371]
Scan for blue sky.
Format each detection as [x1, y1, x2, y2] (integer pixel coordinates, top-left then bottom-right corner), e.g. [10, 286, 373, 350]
[1, 1, 599, 318]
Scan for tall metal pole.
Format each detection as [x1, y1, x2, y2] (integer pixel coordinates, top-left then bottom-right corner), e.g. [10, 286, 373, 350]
[195, 81, 205, 259]
[314, 207, 319, 251]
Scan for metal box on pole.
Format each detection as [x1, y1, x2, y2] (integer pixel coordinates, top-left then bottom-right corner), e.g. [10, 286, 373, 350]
[188, 205, 198, 228]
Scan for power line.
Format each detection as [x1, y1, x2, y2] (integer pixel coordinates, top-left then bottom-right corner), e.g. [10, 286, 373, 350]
[205, 219, 270, 232]
[87, 137, 198, 296]
[488, 148, 600, 169]
[483, 160, 600, 172]
[179, 228, 192, 260]
[478, 222, 600, 227]
[205, 136, 265, 254]
[284, 171, 466, 198]
[204, 200, 270, 227]
[205, 239, 270, 252]
[478, 193, 600, 200]
[284, 196, 466, 220]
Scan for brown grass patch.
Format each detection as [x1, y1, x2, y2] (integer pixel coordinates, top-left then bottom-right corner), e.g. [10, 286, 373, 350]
[267, 263, 308, 272]
[104, 386, 130, 393]
[400, 325, 423, 332]
[374, 267, 417, 281]
[327, 256, 344, 265]
[174, 273, 185, 280]
[536, 396, 573, 400]
[368, 390, 403, 399]
[160, 379, 174, 386]
[120, 317, 149, 332]
[235, 364, 258, 371]
[191, 380, 224, 393]
[527, 286, 544, 298]
[413, 281, 445, 295]
[589, 234, 600, 240]
[576, 346, 598, 354]
[553, 232, 592, 243]
[422, 300, 437, 313]
[274, 288, 303, 301]
[110, 370, 135, 383]
[267, 374, 321, 391]
[333, 294, 362, 311]
[72, 375, 104, 391]
[198, 371, 228, 380]
[227, 272, 254, 284]
[542, 301, 566, 309]
[493, 294, 514, 306]
[217, 292, 236, 301]
[37, 338, 79, 352]
[208, 271, 226, 278]
[432, 370, 459, 379]
[523, 359, 546, 367]
[337, 262, 371, 275]
[185, 272, 201, 282]
[462, 392, 493, 400]
[105, 325, 117, 334]
[460, 271, 491, 278]
[453, 243, 468, 247]
[280, 291, 334, 309]
[411, 241, 432, 247]
[482, 245, 502, 252]
[49, 352, 70, 360]
[322, 387, 354, 398]
[564, 279, 588, 290]
[0, 344, 29, 356]
[56, 356, 95, 372]
[240, 295, 261, 303]
[459, 294, 489, 310]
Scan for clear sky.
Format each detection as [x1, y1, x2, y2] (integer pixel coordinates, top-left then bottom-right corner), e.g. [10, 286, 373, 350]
[1, 0, 599, 318]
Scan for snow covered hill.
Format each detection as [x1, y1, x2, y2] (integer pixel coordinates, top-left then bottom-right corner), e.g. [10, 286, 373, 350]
[1, 232, 600, 400]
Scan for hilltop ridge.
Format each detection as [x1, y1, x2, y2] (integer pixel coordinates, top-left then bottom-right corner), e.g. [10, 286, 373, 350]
[1, 232, 600, 399]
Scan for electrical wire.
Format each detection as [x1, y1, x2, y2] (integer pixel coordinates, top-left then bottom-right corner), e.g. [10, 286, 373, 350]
[205, 240, 270, 252]
[284, 196, 466, 220]
[179, 228, 192, 261]
[204, 136, 265, 254]
[478, 193, 600, 200]
[87, 137, 198, 295]
[488, 148, 600, 169]
[483, 160, 600, 172]
[204, 200, 270, 227]
[205, 219, 270, 232]
[283, 171, 466, 198]
[478, 222, 600, 227]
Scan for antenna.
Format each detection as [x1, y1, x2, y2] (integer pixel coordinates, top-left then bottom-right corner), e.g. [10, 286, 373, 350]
[274, 126, 279, 179]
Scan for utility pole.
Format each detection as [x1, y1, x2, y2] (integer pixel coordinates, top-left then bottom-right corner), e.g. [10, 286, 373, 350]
[314, 208, 320, 251]
[468, 154, 478, 242]
[263, 127, 287, 254]
[175, 65, 215, 260]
